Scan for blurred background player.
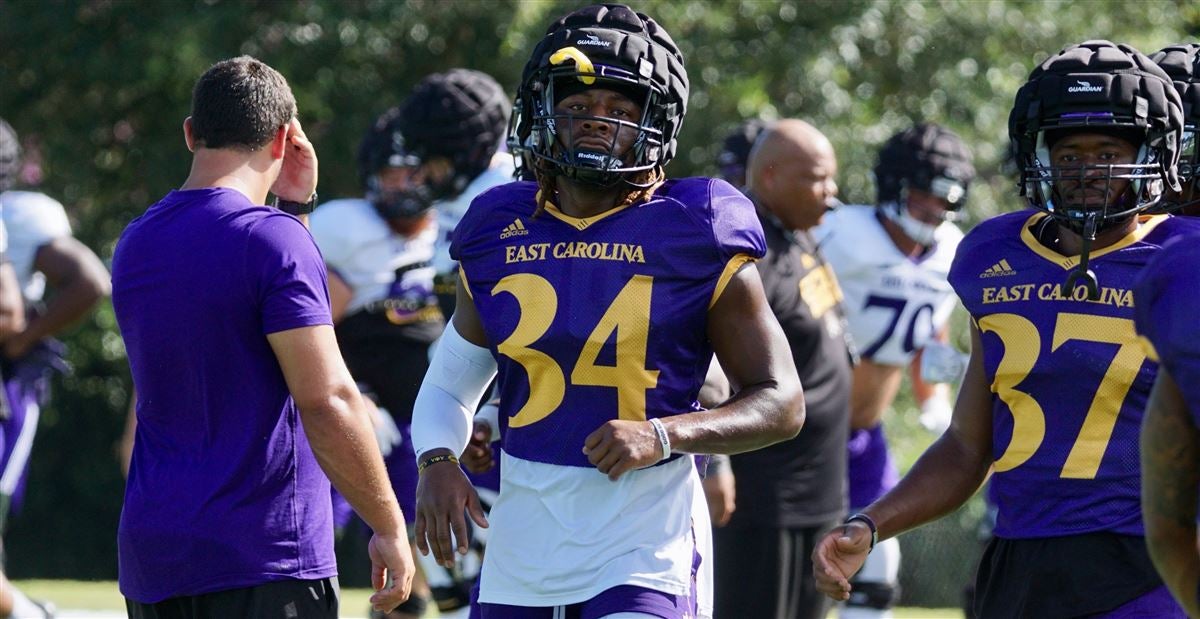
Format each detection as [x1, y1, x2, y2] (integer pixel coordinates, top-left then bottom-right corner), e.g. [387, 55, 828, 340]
[1137, 41, 1200, 618]
[713, 119, 851, 619]
[717, 118, 767, 190]
[0, 117, 109, 619]
[814, 40, 1192, 618]
[812, 122, 974, 618]
[1152, 43, 1200, 217]
[1, 210, 46, 619]
[413, 4, 804, 618]
[308, 67, 511, 619]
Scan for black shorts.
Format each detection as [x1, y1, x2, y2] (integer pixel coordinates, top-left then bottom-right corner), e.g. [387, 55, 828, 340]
[126, 577, 338, 619]
[713, 519, 840, 619]
[973, 533, 1163, 619]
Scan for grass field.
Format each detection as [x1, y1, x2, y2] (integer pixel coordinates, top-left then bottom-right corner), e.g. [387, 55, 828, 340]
[14, 580, 962, 618]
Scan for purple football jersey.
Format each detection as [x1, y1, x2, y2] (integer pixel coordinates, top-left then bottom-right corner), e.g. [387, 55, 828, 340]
[113, 188, 336, 602]
[451, 178, 765, 467]
[1134, 228, 1200, 427]
[949, 210, 1200, 539]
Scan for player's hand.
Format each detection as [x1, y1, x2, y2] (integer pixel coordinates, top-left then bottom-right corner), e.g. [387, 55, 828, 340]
[918, 395, 953, 435]
[269, 118, 318, 203]
[812, 521, 872, 601]
[414, 452, 489, 568]
[461, 420, 495, 474]
[703, 469, 736, 527]
[583, 419, 663, 481]
[366, 531, 415, 613]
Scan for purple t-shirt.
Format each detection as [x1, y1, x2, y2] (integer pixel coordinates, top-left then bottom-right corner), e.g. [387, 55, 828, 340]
[112, 188, 336, 602]
[451, 178, 765, 467]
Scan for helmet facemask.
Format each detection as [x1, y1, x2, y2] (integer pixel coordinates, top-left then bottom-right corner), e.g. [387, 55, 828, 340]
[1163, 125, 1200, 213]
[881, 179, 967, 247]
[365, 154, 460, 221]
[523, 57, 666, 188]
[1020, 117, 1165, 235]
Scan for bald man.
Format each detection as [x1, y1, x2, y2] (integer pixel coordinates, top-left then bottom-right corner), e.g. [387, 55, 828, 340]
[713, 119, 853, 619]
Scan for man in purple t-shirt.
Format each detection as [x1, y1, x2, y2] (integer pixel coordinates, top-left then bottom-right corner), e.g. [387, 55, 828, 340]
[111, 56, 414, 619]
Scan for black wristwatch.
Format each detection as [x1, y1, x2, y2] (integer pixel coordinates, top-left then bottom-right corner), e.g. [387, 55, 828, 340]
[273, 192, 318, 215]
[845, 512, 878, 552]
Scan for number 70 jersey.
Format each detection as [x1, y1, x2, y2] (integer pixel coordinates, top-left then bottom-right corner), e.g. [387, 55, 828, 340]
[949, 209, 1199, 539]
[451, 178, 766, 468]
[813, 204, 962, 367]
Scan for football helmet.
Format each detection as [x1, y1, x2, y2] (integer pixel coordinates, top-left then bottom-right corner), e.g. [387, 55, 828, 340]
[508, 3, 689, 187]
[717, 118, 768, 187]
[1010, 40, 1183, 231]
[358, 69, 509, 220]
[874, 123, 975, 246]
[0, 118, 19, 192]
[1151, 43, 1200, 212]
[1009, 40, 1184, 297]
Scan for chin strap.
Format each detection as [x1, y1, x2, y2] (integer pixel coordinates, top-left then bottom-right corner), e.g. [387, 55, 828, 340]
[1061, 212, 1101, 301]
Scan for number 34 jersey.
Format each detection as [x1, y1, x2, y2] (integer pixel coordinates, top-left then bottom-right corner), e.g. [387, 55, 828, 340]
[451, 178, 766, 468]
[949, 209, 1200, 539]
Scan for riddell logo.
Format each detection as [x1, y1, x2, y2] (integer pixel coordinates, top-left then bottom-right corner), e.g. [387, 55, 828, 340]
[1067, 80, 1103, 93]
[576, 34, 612, 48]
[500, 218, 529, 239]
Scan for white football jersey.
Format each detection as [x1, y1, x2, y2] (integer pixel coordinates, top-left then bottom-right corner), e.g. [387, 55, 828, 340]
[0, 190, 72, 303]
[480, 452, 709, 614]
[308, 198, 437, 315]
[813, 204, 962, 367]
[433, 153, 515, 276]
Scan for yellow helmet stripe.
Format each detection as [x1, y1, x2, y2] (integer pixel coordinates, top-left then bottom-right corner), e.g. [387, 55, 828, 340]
[548, 46, 596, 85]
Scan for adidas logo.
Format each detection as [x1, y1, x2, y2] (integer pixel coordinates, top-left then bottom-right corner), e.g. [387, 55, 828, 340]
[980, 259, 1017, 278]
[500, 218, 529, 239]
[1067, 80, 1103, 93]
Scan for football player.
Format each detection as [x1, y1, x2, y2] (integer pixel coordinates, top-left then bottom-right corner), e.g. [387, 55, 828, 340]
[1152, 44, 1200, 216]
[307, 68, 512, 619]
[1137, 41, 1200, 618]
[814, 40, 1196, 618]
[812, 122, 974, 619]
[717, 118, 767, 189]
[0, 117, 109, 619]
[411, 4, 804, 619]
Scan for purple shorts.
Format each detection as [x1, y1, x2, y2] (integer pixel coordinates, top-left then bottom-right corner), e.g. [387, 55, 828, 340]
[474, 584, 693, 619]
[1085, 585, 1185, 618]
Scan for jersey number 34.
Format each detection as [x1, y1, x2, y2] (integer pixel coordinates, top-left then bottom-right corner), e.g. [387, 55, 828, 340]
[492, 273, 660, 428]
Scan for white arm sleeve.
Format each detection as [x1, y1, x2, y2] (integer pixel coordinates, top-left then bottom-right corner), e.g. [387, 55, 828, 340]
[411, 320, 498, 460]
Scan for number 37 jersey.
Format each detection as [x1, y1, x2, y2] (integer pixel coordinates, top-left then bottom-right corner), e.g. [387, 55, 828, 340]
[949, 210, 1200, 539]
[451, 178, 766, 468]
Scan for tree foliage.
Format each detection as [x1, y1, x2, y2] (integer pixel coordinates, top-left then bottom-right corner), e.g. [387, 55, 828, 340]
[0, 0, 1194, 599]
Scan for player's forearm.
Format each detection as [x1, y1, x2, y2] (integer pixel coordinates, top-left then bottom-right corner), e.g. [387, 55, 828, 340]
[1140, 371, 1200, 617]
[301, 387, 405, 537]
[14, 266, 109, 347]
[864, 427, 991, 541]
[664, 376, 804, 455]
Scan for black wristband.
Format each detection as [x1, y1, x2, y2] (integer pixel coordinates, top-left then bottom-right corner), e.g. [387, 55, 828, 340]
[417, 453, 458, 473]
[845, 512, 878, 552]
[273, 192, 318, 215]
